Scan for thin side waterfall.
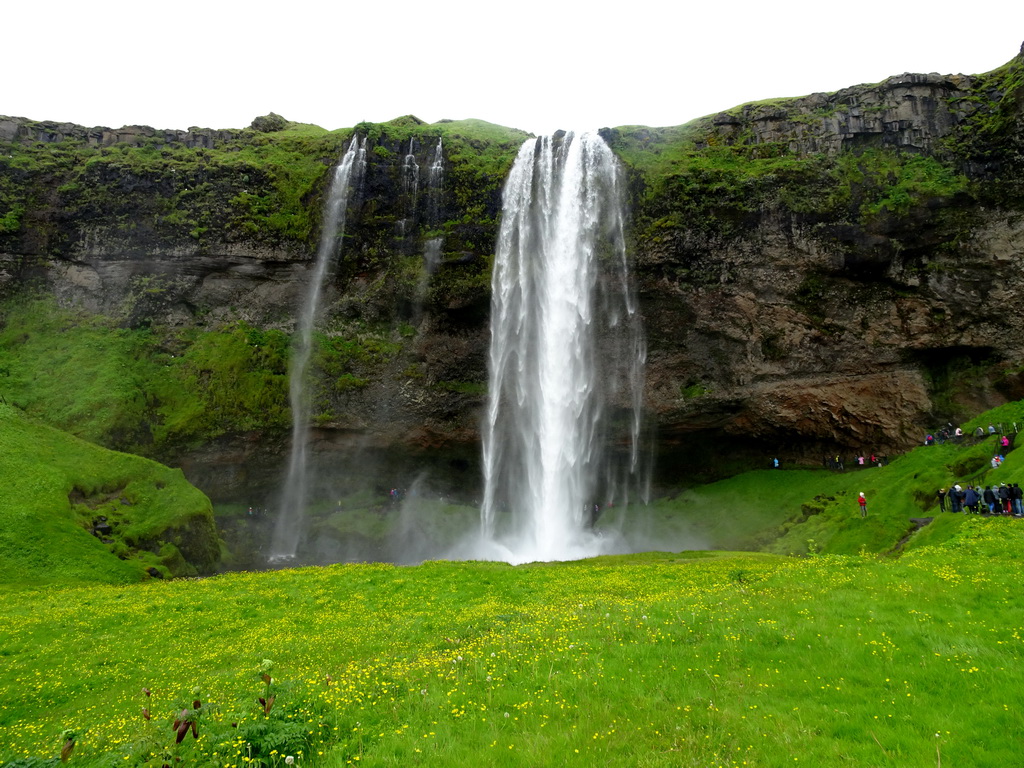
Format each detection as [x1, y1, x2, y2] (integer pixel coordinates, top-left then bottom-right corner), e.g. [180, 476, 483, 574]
[479, 132, 647, 564]
[423, 138, 445, 273]
[402, 138, 420, 198]
[270, 136, 366, 560]
[400, 139, 419, 237]
[426, 138, 443, 224]
[412, 139, 445, 324]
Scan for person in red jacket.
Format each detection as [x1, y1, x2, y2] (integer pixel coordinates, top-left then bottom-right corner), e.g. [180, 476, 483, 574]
[858, 492, 867, 518]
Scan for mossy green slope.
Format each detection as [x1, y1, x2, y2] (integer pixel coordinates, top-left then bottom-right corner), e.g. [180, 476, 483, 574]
[0, 403, 218, 584]
[647, 401, 1024, 557]
[0, 295, 292, 454]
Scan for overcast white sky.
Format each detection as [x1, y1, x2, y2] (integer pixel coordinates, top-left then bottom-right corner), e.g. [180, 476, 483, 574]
[6, 2, 1023, 136]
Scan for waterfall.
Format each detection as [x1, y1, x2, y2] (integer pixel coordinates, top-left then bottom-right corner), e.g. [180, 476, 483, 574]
[423, 140, 445, 278]
[426, 138, 443, 225]
[479, 132, 647, 564]
[402, 137, 420, 199]
[400, 139, 420, 237]
[412, 139, 445, 324]
[270, 136, 366, 560]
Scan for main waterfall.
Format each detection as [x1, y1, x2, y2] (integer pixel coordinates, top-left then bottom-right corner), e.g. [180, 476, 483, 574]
[271, 136, 366, 560]
[479, 132, 647, 564]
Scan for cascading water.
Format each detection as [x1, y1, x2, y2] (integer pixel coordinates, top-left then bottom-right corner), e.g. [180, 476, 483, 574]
[426, 138, 443, 224]
[412, 139, 445, 324]
[270, 136, 366, 560]
[402, 138, 420, 199]
[423, 138, 445, 275]
[479, 132, 647, 564]
[399, 139, 420, 237]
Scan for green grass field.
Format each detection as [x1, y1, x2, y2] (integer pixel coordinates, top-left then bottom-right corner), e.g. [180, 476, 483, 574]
[1, 519, 1022, 767]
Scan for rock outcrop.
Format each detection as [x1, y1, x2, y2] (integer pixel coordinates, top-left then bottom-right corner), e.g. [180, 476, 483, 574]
[0, 116, 239, 149]
[707, 72, 977, 156]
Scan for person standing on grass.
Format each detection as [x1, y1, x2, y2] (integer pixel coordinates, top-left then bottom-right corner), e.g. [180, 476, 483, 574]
[858, 492, 867, 518]
[983, 485, 997, 514]
[937, 488, 947, 511]
[964, 485, 980, 514]
[949, 485, 963, 513]
[998, 484, 1011, 515]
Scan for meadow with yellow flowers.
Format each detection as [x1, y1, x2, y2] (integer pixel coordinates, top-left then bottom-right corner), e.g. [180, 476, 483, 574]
[2, 514, 1021, 768]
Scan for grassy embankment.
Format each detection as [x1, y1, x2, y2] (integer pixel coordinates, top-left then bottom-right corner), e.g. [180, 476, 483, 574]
[0, 403, 217, 584]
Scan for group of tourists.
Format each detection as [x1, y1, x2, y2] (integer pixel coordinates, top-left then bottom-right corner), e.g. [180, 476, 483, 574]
[823, 454, 888, 471]
[937, 483, 1024, 516]
[924, 424, 1019, 497]
[933, 424, 1024, 515]
[925, 422, 1015, 447]
[848, 419, 1024, 519]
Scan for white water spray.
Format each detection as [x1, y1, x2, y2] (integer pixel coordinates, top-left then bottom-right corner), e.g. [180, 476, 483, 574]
[479, 132, 647, 564]
[271, 136, 366, 560]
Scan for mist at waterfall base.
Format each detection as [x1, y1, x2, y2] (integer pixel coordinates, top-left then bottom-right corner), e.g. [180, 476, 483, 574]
[257, 132, 708, 569]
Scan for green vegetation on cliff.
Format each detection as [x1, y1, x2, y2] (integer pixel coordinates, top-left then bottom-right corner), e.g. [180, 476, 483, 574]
[0, 114, 528, 272]
[0, 295, 286, 451]
[0, 115, 522, 435]
[946, 53, 1024, 203]
[604, 126, 973, 251]
[600, 51, 1024, 270]
[0, 294, 427, 454]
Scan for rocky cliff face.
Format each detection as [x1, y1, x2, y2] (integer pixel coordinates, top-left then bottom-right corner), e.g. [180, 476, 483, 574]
[708, 72, 974, 156]
[613, 47, 1024, 473]
[1, 48, 1023, 499]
